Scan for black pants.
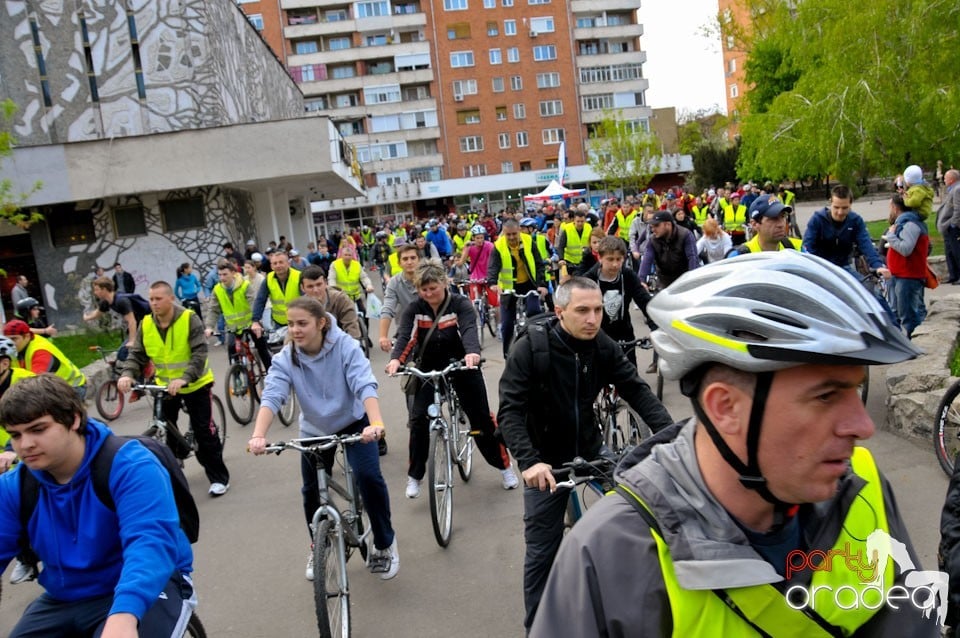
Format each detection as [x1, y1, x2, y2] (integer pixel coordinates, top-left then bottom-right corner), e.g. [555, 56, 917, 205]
[162, 384, 230, 485]
[945, 224, 960, 282]
[407, 368, 509, 480]
[522, 485, 570, 630]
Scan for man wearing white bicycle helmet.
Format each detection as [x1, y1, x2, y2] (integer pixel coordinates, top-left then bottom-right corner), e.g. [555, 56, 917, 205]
[533, 251, 939, 637]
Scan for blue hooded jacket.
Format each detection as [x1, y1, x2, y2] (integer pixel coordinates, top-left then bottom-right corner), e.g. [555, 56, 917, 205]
[802, 207, 884, 270]
[0, 419, 192, 619]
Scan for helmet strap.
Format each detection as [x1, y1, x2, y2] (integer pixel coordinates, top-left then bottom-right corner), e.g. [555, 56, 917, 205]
[691, 371, 795, 517]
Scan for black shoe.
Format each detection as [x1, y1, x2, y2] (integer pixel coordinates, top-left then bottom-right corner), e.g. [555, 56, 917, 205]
[645, 362, 658, 374]
[378, 437, 388, 456]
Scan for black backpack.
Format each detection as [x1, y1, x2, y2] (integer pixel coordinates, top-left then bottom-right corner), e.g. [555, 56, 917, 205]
[514, 314, 555, 392]
[18, 434, 200, 548]
[115, 293, 151, 322]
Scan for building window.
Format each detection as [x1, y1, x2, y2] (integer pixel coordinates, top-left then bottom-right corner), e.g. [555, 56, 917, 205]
[489, 48, 502, 64]
[247, 14, 264, 30]
[516, 131, 529, 147]
[448, 22, 471, 39]
[511, 75, 522, 90]
[304, 98, 326, 112]
[504, 19, 517, 35]
[579, 63, 643, 84]
[453, 79, 479, 96]
[487, 21, 498, 35]
[113, 204, 147, 238]
[501, 161, 514, 173]
[464, 164, 487, 177]
[460, 136, 484, 152]
[529, 16, 554, 32]
[484, 0, 496, 6]
[728, 58, 736, 74]
[366, 34, 388, 46]
[582, 94, 614, 111]
[295, 40, 319, 55]
[507, 47, 519, 63]
[48, 205, 95, 247]
[356, 1, 389, 17]
[328, 36, 351, 50]
[496, 106, 507, 120]
[502, 0, 513, 6]
[726, 35, 735, 50]
[539, 99, 562, 116]
[492, 77, 504, 92]
[536, 72, 560, 88]
[520, 161, 532, 171]
[450, 51, 475, 67]
[542, 128, 564, 144]
[444, 0, 468, 10]
[498, 132, 511, 149]
[160, 197, 205, 232]
[457, 109, 481, 124]
[730, 83, 739, 98]
[533, 45, 556, 61]
[514, 103, 526, 118]
[529, 0, 550, 4]
[331, 65, 356, 79]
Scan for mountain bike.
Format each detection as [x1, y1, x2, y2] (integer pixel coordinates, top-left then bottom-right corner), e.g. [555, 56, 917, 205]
[553, 455, 618, 530]
[394, 360, 476, 547]
[264, 435, 370, 638]
[467, 280, 498, 347]
[90, 346, 155, 421]
[224, 329, 268, 426]
[594, 338, 655, 454]
[135, 384, 226, 460]
[935, 378, 960, 476]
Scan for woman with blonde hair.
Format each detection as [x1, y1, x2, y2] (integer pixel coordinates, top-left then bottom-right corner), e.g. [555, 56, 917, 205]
[696, 217, 733, 264]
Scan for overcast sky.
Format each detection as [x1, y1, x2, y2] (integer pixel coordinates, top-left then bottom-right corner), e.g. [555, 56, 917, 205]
[637, 0, 727, 116]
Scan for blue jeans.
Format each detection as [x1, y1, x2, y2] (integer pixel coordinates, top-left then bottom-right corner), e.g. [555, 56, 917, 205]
[300, 416, 395, 551]
[500, 285, 543, 357]
[888, 276, 927, 338]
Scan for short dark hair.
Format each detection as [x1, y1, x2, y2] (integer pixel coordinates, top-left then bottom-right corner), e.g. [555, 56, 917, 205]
[597, 236, 626, 257]
[831, 184, 853, 201]
[217, 259, 235, 272]
[0, 374, 87, 433]
[301, 265, 326, 282]
[223, 242, 234, 250]
[93, 277, 115, 292]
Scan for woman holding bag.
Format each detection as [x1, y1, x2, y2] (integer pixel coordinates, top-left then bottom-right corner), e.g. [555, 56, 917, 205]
[385, 261, 519, 499]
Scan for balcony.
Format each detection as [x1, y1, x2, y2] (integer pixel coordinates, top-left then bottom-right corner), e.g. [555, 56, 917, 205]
[365, 153, 444, 173]
[289, 40, 430, 66]
[573, 23, 643, 41]
[580, 104, 651, 124]
[574, 50, 643, 68]
[570, 0, 641, 12]
[578, 77, 648, 95]
[345, 126, 440, 145]
[282, 0, 351, 9]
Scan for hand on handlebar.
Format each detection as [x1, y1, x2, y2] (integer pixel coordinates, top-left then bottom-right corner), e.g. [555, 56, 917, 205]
[385, 359, 401, 376]
[361, 424, 385, 443]
[464, 353, 481, 368]
[522, 462, 557, 492]
[247, 436, 268, 455]
[117, 376, 134, 393]
[251, 321, 263, 339]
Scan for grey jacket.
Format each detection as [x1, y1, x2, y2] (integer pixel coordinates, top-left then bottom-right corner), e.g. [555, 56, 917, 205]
[531, 420, 938, 637]
[937, 182, 960, 235]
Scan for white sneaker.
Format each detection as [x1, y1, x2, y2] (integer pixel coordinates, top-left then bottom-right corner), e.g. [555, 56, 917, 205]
[9, 558, 38, 584]
[405, 477, 421, 499]
[305, 548, 315, 581]
[208, 482, 230, 497]
[501, 467, 519, 490]
[368, 539, 400, 580]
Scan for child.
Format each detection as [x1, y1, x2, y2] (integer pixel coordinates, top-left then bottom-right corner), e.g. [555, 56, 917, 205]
[903, 164, 934, 220]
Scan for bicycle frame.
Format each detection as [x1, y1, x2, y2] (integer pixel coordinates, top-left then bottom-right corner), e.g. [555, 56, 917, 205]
[138, 384, 194, 453]
[504, 289, 541, 329]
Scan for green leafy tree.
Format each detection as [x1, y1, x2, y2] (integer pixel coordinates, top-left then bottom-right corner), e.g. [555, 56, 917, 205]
[0, 98, 43, 228]
[587, 110, 662, 195]
[733, 0, 960, 186]
[689, 141, 740, 194]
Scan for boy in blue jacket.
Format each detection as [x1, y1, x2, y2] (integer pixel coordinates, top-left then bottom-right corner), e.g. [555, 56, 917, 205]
[0, 374, 195, 638]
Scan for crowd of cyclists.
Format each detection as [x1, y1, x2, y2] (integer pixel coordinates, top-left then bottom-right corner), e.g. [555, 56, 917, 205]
[0, 172, 954, 636]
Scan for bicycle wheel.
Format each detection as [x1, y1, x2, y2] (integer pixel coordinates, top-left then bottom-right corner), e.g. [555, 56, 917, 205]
[224, 363, 255, 425]
[473, 301, 485, 348]
[653, 351, 664, 400]
[186, 613, 207, 638]
[348, 473, 369, 563]
[621, 405, 653, 448]
[428, 427, 453, 547]
[603, 411, 626, 454]
[358, 320, 371, 359]
[934, 381, 960, 476]
[95, 379, 124, 421]
[278, 388, 298, 427]
[485, 305, 497, 338]
[313, 519, 351, 638]
[450, 396, 473, 482]
[211, 395, 227, 446]
[859, 367, 870, 405]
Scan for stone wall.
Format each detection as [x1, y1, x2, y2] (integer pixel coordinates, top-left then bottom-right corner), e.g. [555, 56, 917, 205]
[885, 278, 959, 441]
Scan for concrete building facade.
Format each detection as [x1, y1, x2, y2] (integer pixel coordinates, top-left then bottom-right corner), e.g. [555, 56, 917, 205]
[718, 0, 748, 136]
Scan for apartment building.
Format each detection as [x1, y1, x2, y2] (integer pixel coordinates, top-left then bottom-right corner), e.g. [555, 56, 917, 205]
[239, 0, 667, 230]
[718, 0, 748, 136]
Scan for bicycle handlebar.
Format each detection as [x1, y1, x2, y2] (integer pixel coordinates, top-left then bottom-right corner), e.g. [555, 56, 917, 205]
[617, 337, 652, 351]
[551, 456, 617, 489]
[503, 289, 542, 299]
[263, 434, 366, 455]
[131, 383, 172, 395]
[393, 359, 482, 380]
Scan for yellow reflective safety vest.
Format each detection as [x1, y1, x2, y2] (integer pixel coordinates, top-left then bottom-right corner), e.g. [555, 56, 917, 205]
[266, 269, 302, 325]
[388, 252, 402, 276]
[562, 222, 592, 264]
[19, 335, 85, 389]
[213, 279, 252, 332]
[620, 447, 892, 636]
[740, 235, 802, 253]
[332, 259, 363, 300]
[721, 202, 748, 227]
[532, 233, 552, 282]
[780, 190, 796, 208]
[494, 234, 537, 291]
[142, 311, 214, 394]
[0, 368, 35, 450]
[692, 205, 710, 224]
[452, 232, 472, 254]
[615, 210, 637, 241]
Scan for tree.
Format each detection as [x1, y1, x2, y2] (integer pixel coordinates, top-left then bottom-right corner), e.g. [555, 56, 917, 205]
[732, 0, 960, 187]
[689, 141, 740, 194]
[677, 109, 731, 155]
[0, 98, 43, 228]
[587, 110, 662, 196]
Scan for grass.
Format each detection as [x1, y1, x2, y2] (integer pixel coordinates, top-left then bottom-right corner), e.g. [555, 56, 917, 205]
[952, 343, 960, 378]
[865, 219, 943, 257]
[53, 330, 123, 368]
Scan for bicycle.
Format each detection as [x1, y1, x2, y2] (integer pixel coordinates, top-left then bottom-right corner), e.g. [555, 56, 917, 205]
[393, 360, 476, 547]
[265, 328, 300, 427]
[224, 329, 268, 426]
[90, 345, 155, 421]
[135, 384, 226, 460]
[935, 378, 960, 476]
[594, 338, 656, 454]
[263, 435, 370, 638]
[553, 455, 618, 530]
[467, 280, 497, 348]
[642, 275, 664, 400]
[354, 298, 371, 359]
[504, 288, 542, 348]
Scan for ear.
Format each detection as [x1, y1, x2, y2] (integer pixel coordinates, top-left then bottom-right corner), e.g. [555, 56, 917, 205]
[70, 413, 82, 432]
[700, 381, 750, 438]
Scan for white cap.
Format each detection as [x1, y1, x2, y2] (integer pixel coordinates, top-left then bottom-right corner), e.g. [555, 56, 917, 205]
[904, 165, 923, 186]
[251, 252, 264, 262]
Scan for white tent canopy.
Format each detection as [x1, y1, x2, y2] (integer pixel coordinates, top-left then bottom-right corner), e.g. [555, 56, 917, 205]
[523, 180, 585, 202]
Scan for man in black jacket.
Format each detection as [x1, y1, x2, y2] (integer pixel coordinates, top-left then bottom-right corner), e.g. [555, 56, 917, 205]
[637, 210, 699, 289]
[498, 277, 673, 632]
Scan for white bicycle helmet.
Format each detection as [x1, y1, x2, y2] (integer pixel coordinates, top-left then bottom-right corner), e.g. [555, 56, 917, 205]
[0, 336, 16, 359]
[471, 225, 486, 236]
[648, 250, 919, 386]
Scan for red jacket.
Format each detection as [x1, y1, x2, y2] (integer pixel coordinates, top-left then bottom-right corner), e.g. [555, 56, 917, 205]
[887, 231, 929, 279]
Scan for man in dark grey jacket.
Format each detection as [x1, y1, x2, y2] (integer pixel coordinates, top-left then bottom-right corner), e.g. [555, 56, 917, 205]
[937, 169, 960, 284]
[533, 252, 937, 637]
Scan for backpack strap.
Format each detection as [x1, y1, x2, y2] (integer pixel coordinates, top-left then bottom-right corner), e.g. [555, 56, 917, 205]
[525, 320, 551, 392]
[17, 465, 40, 563]
[90, 433, 126, 510]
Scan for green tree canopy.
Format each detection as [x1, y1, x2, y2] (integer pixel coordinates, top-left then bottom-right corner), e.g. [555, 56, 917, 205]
[587, 110, 662, 195]
[732, 0, 960, 186]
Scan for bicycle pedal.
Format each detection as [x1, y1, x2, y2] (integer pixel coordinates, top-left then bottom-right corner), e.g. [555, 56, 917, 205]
[468, 430, 482, 437]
